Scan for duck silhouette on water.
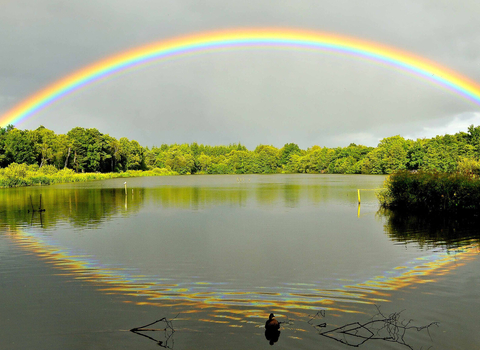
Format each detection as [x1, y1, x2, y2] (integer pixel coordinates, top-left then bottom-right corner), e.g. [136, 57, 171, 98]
[265, 313, 281, 345]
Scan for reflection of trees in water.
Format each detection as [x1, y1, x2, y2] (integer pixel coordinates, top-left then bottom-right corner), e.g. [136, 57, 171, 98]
[146, 183, 363, 209]
[0, 188, 143, 230]
[1, 181, 373, 231]
[145, 186, 249, 209]
[378, 208, 480, 249]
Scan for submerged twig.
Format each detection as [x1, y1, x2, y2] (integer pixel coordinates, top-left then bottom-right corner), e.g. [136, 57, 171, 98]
[278, 315, 293, 327]
[130, 314, 179, 348]
[309, 306, 439, 349]
[28, 194, 45, 213]
[308, 310, 326, 327]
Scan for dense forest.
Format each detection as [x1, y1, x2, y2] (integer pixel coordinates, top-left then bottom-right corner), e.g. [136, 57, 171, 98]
[1, 124, 480, 176]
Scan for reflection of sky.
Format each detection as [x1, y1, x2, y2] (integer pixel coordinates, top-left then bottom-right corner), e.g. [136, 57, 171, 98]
[9, 229, 479, 324]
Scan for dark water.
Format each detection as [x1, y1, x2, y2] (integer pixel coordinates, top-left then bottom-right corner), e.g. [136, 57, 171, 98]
[1, 174, 479, 349]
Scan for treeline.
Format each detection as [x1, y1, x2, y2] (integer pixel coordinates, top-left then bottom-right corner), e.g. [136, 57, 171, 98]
[2, 124, 480, 176]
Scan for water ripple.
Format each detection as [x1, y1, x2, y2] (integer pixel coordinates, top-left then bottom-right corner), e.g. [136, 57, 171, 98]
[7, 229, 479, 323]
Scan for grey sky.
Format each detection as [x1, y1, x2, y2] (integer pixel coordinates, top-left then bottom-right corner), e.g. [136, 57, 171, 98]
[1, 0, 480, 149]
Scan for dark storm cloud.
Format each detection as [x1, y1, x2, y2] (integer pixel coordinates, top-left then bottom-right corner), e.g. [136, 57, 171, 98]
[1, 0, 480, 148]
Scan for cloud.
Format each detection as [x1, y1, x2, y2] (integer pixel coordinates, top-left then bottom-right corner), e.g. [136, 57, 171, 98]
[405, 112, 480, 140]
[328, 132, 380, 148]
[1, 0, 480, 148]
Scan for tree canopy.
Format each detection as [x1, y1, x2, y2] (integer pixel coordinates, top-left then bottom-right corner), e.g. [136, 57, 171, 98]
[1, 124, 480, 176]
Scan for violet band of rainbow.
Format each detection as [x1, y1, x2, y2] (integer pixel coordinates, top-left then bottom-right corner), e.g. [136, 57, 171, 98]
[8, 228, 480, 320]
[2, 28, 480, 127]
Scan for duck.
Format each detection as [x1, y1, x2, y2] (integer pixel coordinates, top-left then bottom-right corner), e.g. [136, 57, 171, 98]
[265, 313, 280, 330]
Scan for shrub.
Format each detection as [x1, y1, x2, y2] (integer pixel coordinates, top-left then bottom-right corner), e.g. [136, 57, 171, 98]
[0, 167, 177, 188]
[3, 163, 28, 179]
[39, 164, 59, 175]
[378, 170, 480, 212]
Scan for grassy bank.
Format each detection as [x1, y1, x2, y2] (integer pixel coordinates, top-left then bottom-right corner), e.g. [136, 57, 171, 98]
[377, 170, 480, 212]
[0, 163, 177, 188]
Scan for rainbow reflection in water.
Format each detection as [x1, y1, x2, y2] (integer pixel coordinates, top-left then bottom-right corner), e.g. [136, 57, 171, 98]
[8, 229, 479, 323]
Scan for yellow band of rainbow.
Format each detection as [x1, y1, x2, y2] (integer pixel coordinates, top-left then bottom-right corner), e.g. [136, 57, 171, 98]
[2, 28, 480, 127]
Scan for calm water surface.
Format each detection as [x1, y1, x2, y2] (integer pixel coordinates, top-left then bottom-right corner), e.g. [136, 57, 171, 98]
[1, 174, 479, 349]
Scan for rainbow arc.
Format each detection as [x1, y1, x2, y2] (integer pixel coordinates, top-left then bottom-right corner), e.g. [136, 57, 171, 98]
[1, 28, 480, 127]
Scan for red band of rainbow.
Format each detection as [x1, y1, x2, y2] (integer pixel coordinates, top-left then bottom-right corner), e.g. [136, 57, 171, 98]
[2, 28, 480, 127]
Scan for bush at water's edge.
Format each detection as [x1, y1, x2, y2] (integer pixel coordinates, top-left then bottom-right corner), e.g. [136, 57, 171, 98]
[0, 163, 178, 188]
[377, 170, 480, 213]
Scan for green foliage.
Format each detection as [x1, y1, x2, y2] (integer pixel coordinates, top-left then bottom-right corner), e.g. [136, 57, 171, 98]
[39, 164, 59, 175]
[253, 145, 279, 173]
[363, 136, 411, 174]
[225, 150, 250, 174]
[457, 157, 480, 176]
[0, 162, 176, 188]
[378, 170, 480, 212]
[3, 129, 37, 165]
[278, 143, 302, 166]
[164, 145, 195, 174]
[3, 123, 480, 188]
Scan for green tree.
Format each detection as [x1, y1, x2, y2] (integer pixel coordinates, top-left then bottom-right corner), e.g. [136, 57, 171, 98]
[55, 134, 74, 169]
[67, 127, 89, 172]
[197, 153, 212, 172]
[0, 124, 15, 167]
[278, 143, 302, 167]
[226, 150, 252, 174]
[253, 145, 279, 173]
[419, 134, 474, 172]
[33, 126, 57, 168]
[467, 124, 480, 153]
[362, 136, 411, 174]
[164, 145, 194, 174]
[3, 128, 37, 165]
[119, 138, 146, 171]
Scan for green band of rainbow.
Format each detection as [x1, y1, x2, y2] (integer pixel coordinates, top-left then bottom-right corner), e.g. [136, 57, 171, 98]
[2, 28, 480, 127]
[9, 228, 480, 320]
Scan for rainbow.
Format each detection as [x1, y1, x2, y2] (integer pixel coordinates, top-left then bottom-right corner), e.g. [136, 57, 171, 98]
[2, 28, 480, 127]
[8, 228, 480, 321]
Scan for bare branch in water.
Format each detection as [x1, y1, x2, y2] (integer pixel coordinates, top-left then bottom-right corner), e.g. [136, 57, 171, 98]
[309, 306, 439, 349]
[130, 314, 179, 348]
[308, 310, 326, 327]
[278, 315, 293, 326]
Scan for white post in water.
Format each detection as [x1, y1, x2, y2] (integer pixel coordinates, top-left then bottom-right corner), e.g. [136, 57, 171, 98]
[124, 182, 127, 195]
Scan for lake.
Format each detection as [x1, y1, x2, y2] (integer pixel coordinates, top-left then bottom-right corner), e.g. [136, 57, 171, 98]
[1, 174, 479, 349]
